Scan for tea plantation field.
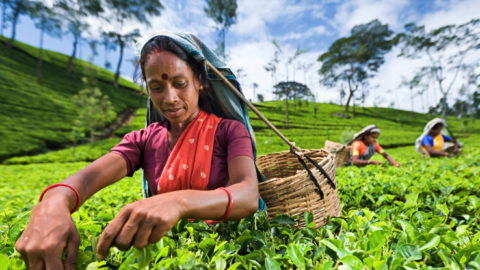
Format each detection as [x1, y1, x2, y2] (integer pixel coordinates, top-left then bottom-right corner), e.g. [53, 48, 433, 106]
[0, 36, 144, 161]
[1, 133, 479, 269]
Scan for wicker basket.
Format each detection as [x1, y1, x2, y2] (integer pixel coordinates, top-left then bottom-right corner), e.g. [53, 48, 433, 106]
[257, 149, 342, 228]
[324, 140, 351, 168]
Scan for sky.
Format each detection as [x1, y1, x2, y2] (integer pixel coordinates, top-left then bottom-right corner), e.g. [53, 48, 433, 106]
[4, 0, 480, 112]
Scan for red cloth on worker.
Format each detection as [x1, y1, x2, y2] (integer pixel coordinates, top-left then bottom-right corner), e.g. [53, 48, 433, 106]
[111, 114, 254, 194]
[156, 110, 222, 193]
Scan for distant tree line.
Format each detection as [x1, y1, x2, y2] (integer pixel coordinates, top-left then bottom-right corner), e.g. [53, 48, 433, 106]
[0, 0, 165, 86]
[315, 18, 480, 119]
[428, 89, 480, 118]
[0, 0, 241, 87]
[2, 0, 478, 123]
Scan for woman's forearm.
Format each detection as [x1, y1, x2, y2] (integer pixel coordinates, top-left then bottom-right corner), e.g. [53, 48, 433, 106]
[42, 153, 128, 211]
[352, 157, 369, 166]
[383, 153, 396, 164]
[178, 178, 259, 220]
[427, 149, 447, 157]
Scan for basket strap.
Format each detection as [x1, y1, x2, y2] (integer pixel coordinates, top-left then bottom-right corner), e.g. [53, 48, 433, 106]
[205, 60, 301, 153]
[303, 154, 337, 189]
[292, 152, 325, 200]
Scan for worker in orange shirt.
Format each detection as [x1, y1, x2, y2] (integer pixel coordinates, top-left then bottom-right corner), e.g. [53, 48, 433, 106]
[351, 125, 400, 167]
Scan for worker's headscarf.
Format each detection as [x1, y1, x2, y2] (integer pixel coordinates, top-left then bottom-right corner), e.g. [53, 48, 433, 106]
[353, 125, 381, 141]
[414, 118, 446, 153]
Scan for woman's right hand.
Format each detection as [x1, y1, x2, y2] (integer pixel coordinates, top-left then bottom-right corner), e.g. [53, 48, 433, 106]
[15, 197, 80, 270]
[370, 160, 382, 165]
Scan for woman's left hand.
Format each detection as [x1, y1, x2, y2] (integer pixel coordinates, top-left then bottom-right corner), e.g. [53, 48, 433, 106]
[96, 193, 184, 260]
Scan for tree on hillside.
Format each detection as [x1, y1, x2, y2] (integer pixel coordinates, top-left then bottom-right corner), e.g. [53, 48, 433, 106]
[102, 0, 163, 88]
[55, 0, 103, 73]
[318, 19, 393, 112]
[264, 40, 282, 104]
[31, 1, 62, 83]
[395, 19, 480, 119]
[101, 33, 116, 70]
[257, 93, 264, 102]
[473, 89, 480, 118]
[286, 48, 308, 110]
[273, 81, 312, 125]
[204, 0, 237, 61]
[73, 77, 116, 144]
[88, 39, 98, 62]
[299, 62, 314, 86]
[252, 82, 258, 102]
[6, 0, 32, 48]
[104, 29, 140, 87]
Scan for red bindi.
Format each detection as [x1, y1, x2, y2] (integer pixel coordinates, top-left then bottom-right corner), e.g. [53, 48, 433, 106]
[161, 73, 168, 80]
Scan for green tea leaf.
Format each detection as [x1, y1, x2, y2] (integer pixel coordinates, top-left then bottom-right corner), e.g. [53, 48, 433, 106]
[227, 262, 242, 270]
[286, 243, 305, 270]
[215, 257, 227, 270]
[419, 235, 440, 251]
[436, 203, 449, 217]
[438, 249, 461, 270]
[271, 214, 296, 225]
[265, 256, 281, 270]
[467, 196, 478, 209]
[0, 254, 9, 270]
[466, 252, 480, 269]
[199, 238, 216, 256]
[339, 255, 364, 270]
[403, 192, 419, 209]
[304, 212, 313, 225]
[367, 230, 386, 251]
[320, 239, 350, 258]
[398, 244, 422, 262]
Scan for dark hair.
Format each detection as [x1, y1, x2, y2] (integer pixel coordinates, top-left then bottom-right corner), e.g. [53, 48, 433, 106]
[432, 123, 444, 130]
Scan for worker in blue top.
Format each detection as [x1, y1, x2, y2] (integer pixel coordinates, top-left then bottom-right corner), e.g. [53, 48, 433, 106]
[415, 118, 460, 157]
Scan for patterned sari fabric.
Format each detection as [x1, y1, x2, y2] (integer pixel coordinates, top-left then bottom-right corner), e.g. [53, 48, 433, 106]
[351, 140, 385, 161]
[358, 144, 376, 160]
[156, 110, 221, 193]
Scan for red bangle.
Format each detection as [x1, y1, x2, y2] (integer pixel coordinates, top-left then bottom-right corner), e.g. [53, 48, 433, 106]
[39, 184, 81, 214]
[217, 187, 233, 220]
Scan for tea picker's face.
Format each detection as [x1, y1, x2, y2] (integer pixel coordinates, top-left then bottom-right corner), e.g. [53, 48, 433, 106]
[430, 126, 443, 137]
[144, 51, 201, 126]
[364, 133, 379, 145]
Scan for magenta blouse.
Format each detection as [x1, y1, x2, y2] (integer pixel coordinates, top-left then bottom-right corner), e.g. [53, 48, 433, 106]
[111, 119, 254, 194]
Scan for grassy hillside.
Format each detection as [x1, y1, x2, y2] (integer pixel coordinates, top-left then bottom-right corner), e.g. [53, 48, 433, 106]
[249, 101, 479, 154]
[4, 100, 479, 165]
[0, 35, 145, 160]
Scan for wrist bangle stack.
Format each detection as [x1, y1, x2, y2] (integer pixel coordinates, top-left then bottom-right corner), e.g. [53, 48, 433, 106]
[39, 183, 81, 214]
[217, 187, 233, 220]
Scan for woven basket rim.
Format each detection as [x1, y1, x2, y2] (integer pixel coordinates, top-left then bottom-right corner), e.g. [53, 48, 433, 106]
[256, 148, 342, 228]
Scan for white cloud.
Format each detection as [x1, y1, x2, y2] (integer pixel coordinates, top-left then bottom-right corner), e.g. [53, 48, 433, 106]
[420, 0, 480, 30]
[276, 25, 327, 42]
[228, 40, 278, 101]
[334, 0, 410, 35]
